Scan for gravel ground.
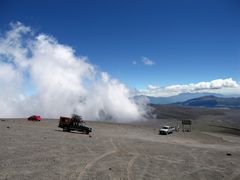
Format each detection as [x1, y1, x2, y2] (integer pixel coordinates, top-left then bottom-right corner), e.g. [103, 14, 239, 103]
[0, 118, 240, 180]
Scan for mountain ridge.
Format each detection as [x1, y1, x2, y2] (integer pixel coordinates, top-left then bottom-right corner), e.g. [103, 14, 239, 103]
[134, 92, 225, 104]
[134, 93, 240, 108]
[174, 95, 240, 108]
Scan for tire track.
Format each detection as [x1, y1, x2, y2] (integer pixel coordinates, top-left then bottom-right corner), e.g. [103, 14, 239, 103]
[138, 155, 150, 180]
[127, 154, 140, 180]
[77, 138, 118, 180]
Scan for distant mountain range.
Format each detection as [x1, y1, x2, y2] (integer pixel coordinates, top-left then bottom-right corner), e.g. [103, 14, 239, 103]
[134, 93, 240, 109]
[175, 95, 240, 108]
[134, 93, 224, 104]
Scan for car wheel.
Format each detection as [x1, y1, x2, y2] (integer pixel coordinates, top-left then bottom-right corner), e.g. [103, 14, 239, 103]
[83, 130, 88, 134]
[63, 127, 68, 132]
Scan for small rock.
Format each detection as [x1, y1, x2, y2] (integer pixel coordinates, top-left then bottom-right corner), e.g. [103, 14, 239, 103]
[226, 153, 232, 156]
[89, 135, 92, 138]
[109, 168, 112, 170]
[6, 126, 10, 129]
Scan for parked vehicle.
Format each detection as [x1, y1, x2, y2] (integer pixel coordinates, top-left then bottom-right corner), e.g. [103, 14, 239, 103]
[159, 126, 175, 135]
[28, 115, 42, 121]
[58, 114, 92, 134]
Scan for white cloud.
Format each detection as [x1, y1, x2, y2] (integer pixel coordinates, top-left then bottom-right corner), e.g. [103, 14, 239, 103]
[132, 60, 137, 65]
[142, 56, 154, 65]
[165, 78, 238, 92]
[137, 78, 240, 97]
[0, 22, 147, 121]
[147, 85, 159, 90]
[0, 22, 31, 69]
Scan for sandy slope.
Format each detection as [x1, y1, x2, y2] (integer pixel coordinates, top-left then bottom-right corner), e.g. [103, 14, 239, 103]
[0, 119, 240, 180]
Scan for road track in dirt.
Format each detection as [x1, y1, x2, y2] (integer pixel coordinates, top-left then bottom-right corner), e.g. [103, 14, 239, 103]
[127, 154, 139, 180]
[77, 138, 118, 180]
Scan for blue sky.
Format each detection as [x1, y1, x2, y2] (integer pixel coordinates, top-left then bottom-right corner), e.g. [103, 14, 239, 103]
[1, 0, 240, 90]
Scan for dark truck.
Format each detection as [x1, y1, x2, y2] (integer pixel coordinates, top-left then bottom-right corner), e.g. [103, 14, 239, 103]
[58, 114, 92, 134]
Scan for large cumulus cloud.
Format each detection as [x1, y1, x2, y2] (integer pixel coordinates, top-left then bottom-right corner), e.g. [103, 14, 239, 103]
[0, 22, 146, 121]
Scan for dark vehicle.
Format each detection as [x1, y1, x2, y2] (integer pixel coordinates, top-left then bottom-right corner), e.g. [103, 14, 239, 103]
[28, 115, 42, 121]
[58, 114, 92, 134]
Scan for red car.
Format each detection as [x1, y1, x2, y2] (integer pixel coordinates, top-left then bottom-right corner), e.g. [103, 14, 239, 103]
[28, 115, 42, 121]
